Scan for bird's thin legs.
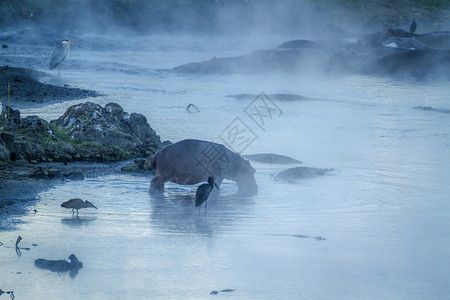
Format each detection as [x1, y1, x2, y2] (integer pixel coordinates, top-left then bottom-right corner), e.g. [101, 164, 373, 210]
[58, 64, 61, 79]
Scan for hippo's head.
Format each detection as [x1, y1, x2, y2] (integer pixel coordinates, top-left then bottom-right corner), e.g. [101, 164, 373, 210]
[234, 159, 258, 195]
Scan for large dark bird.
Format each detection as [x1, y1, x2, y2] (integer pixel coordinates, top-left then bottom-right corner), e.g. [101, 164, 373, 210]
[410, 19, 417, 35]
[34, 254, 83, 278]
[195, 176, 220, 210]
[61, 198, 97, 215]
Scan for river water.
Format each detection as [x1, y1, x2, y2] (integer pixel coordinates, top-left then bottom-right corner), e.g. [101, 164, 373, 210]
[1, 31, 450, 299]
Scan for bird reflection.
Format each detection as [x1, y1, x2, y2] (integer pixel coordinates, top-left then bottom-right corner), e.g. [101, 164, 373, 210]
[34, 254, 83, 278]
[150, 190, 214, 235]
[15, 236, 30, 257]
[61, 216, 97, 226]
[149, 182, 254, 235]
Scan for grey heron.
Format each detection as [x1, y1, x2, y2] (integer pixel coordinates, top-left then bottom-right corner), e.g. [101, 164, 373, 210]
[195, 176, 220, 211]
[49, 40, 76, 75]
[61, 198, 97, 216]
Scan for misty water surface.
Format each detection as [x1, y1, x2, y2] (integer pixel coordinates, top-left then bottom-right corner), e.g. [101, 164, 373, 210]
[1, 28, 450, 299]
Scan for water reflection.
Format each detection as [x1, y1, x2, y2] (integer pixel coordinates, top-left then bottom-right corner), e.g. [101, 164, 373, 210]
[149, 182, 256, 236]
[61, 216, 97, 227]
[14, 236, 30, 257]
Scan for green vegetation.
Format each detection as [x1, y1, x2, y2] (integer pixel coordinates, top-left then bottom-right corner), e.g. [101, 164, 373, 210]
[50, 124, 71, 143]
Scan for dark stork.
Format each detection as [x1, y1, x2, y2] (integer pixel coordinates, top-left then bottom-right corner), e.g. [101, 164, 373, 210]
[195, 176, 220, 211]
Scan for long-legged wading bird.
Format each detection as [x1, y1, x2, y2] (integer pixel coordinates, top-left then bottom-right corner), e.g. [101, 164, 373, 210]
[61, 198, 97, 215]
[49, 40, 76, 75]
[195, 176, 220, 212]
[410, 19, 417, 35]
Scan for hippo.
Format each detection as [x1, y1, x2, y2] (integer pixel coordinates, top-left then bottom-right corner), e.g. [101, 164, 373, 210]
[149, 139, 257, 195]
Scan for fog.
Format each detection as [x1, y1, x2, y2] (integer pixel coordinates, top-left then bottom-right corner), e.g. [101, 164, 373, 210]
[1, 0, 450, 299]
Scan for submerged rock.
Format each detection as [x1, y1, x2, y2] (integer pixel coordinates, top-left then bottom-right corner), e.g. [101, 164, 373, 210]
[243, 153, 302, 164]
[274, 167, 333, 182]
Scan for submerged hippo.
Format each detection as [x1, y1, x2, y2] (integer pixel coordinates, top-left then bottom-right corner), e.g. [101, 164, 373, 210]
[149, 139, 257, 195]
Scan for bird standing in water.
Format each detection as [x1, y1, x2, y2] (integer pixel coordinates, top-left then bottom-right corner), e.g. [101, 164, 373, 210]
[410, 19, 417, 35]
[49, 40, 76, 77]
[195, 176, 220, 212]
[61, 198, 97, 216]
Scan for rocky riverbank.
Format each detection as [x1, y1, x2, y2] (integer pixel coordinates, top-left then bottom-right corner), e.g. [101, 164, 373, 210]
[0, 101, 161, 163]
[0, 96, 163, 230]
[0, 66, 100, 106]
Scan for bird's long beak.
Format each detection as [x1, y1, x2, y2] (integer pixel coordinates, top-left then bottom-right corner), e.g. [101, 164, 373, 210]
[214, 183, 220, 191]
[69, 41, 76, 44]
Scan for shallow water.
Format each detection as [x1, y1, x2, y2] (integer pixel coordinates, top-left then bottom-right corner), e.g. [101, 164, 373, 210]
[1, 30, 450, 299]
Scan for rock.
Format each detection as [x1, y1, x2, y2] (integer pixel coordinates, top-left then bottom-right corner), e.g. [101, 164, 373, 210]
[64, 171, 85, 181]
[0, 132, 15, 146]
[51, 102, 161, 160]
[0, 66, 100, 105]
[243, 153, 302, 164]
[274, 167, 333, 182]
[121, 158, 153, 172]
[0, 144, 10, 161]
[10, 159, 29, 167]
[32, 167, 62, 179]
[0, 102, 162, 164]
[134, 158, 146, 169]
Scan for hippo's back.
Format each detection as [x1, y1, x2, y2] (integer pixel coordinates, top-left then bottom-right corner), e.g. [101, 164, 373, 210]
[151, 139, 233, 182]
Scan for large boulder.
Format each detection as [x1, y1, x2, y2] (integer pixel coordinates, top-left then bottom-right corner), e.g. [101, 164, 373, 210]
[0, 102, 162, 163]
[51, 102, 161, 159]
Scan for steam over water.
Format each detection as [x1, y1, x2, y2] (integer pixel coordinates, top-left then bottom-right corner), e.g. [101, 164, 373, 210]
[1, 31, 450, 299]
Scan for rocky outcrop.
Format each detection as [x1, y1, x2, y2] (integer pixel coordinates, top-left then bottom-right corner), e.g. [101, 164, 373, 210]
[51, 102, 160, 155]
[0, 102, 161, 163]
